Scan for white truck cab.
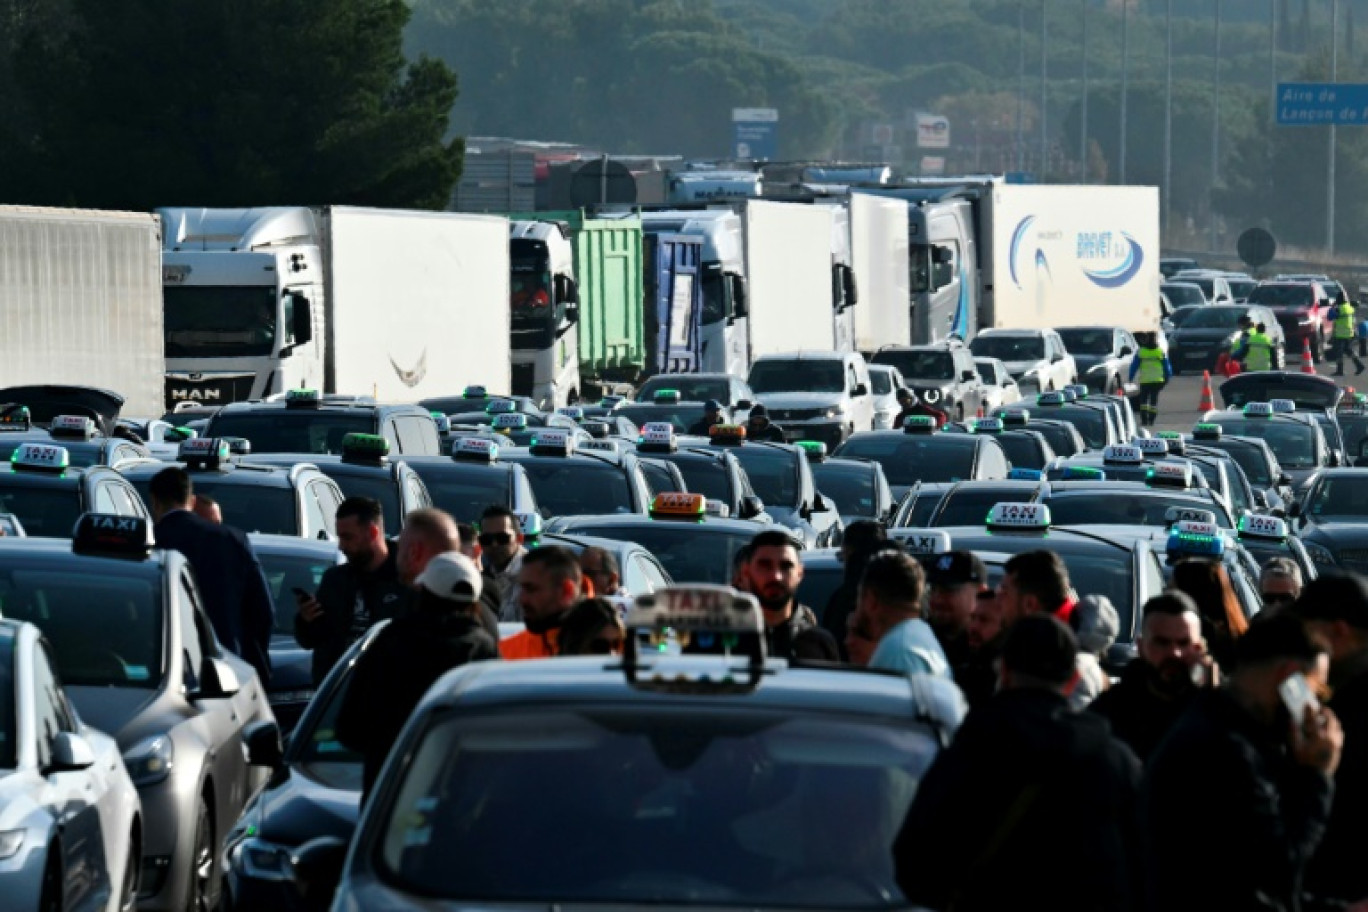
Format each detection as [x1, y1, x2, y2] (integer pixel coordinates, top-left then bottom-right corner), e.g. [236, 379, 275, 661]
[508, 220, 580, 409]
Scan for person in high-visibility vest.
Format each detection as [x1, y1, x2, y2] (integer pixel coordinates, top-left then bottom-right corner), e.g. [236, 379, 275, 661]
[1238, 322, 1274, 373]
[1332, 299, 1365, 376]
[1128, 331, 1172, 428]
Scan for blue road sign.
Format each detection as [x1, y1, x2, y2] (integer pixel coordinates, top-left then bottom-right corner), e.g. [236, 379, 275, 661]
[1276, 82, 1368, 126]
[733, 108, 778, 160]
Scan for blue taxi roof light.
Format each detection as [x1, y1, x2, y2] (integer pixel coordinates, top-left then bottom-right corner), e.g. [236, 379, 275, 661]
[1166, 520, 1226, 558]
[1007, 467, 1044, 481]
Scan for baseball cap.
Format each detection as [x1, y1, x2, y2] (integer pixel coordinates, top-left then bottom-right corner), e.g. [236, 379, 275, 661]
[749, 403, 768, 417]
[415, 552, 483, 604]
[925, 551, 986, 587]
[704, 399, 723, 412]
[1001, 614, 1078, 686]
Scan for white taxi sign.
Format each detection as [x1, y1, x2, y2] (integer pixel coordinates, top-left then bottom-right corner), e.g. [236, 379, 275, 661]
[531, 428, 574, 454]
[972, 417, 1004, 434]
[1173, 520, 1220, 538]
[1243, 401, 1274, 418]
[987, 502, 1051, 531]
[889, 528, 952, 555]
[1239, 514, 1289, 541]
[1164, 507, 1218, 527]
[1103, 445, 1144, 464]
[50, 415, 96, 437]
[1132, 437, 1170, 456]
[491, 413, 528, 430]
[640, 423, 677, 450]
[453, 437, 498, 461]
[1269, 399, 1297, 414]
[486, 399, 518, 414]
[1148, 461, 1194, 487]
[626, 585, 763, 635]
[12, 442, 69, 472]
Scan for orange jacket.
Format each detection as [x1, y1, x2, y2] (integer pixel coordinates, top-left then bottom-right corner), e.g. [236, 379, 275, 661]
[500, 627, 559, 660]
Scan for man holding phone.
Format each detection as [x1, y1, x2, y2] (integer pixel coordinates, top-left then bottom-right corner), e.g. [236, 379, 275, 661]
[1142, 613, 1342, 912]
[294, 497, 409, 685]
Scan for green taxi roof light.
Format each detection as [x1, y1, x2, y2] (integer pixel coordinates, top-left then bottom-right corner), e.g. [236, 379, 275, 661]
[341, 433, 390, 461]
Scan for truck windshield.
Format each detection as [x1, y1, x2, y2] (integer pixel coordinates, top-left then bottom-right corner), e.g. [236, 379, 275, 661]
[748, 360, 845, 394]
[164, 286, 276, 358]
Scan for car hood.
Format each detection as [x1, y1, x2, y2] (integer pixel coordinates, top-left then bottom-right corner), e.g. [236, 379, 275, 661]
[1001, 359, 1049, 377]
[255, 763, 361, 846]
[754, 391, 846, 409]
[269, 636, 313, 694]
[1173, 327, 1238, 344]
[66, 685, 163, 749]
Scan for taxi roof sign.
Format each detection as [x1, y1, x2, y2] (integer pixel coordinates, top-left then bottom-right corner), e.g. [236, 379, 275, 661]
[1239, 514, 1290, 541]
[1156, 431, 1187, 455]
[1001, 409, 1031, 426]
[796, 440, 827, 462]
[1060, 389, 1079, 403]
[710, 424, 747, 446]
[11, 442, 69, 473]
[0, 404, 30, 431]
[653, 388, 682, 404]
[1132, 437, 1170, 457]
[486, 399, 518, 415]
[1036, 391, 1065, 407]
[1064, 384, 1090, 399]
[1243, 401, 1274, 418]
[650, 492, 707, 521]
[1147, 461, 1194, 488]
[452, 437, 498, 462]
[1007, 467, 1044, 481]
[580, 439, 621, 456]
[890, 528, 953, 555]
[340, 433, 390, 464]
[179, 437, 230, 470]
[1103, 444, 1144, 465]
[1270, 399, 1297, 414]
[639, 422, 678, 452]
[285, 388, 321, 408]
[492, 413, 529, 431]
[557, 406, 585, 421]
[626, 585, 763, 636]
[1192, 422, 1223, 440]
[72, 514, 153, 559]
[903, 415, 937, 434]
[516, 511, 543, 539]
[705, 499, 731, 518]
[49, 415, 96, 439]
[1164, 506, 1218, 527]
[1062, 465, 1107, 480]
[462, 385, 488, 399]
[1167, 521, 1226, 558]
[972, 417, 1004, 435]
[987, 502, 1052, 532]
[530, 428, 575, 456]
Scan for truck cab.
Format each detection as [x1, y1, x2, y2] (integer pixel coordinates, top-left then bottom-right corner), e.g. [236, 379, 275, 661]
[508, 220, 580, 409]
[159, 207, 321, 409]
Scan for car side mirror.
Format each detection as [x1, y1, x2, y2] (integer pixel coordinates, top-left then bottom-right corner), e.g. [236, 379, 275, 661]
[290, 294, 313, 345]
[739, 494, 764, 520]
[813, 492, 830, 512]
[1279, 473, 1293, 487]
[244, 719, 284, 769]
[735, 399, 753, 411]
[198, 656, 241, 699]
[1120, 346, 1134, 357]
[960, 370, 976, 382]
[852, 383, 868, 397]
[49, 732, 95, 773]
[291, 836, 349, 908]
[1288, 501, 1302, 517]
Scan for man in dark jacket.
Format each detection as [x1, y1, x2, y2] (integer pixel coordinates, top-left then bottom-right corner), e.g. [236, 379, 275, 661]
[1293, 575, 1368, 906]
[150, 467, 275, 686]
[294, 497, 409, 686]
[1142, 613, 1342, 912]
[1090, 591, 1215, 761]
[335, 552, 498, 797]
[743, 404, 787, 442]
[745, 529, 839, 661]
[820, 520, 891, 653]
[925, 550, 989, 670]
[956, 590, 1005, 708]
[400, 509, 499, 643]
[687, 399, 726, 436]
[894, 615, 1142, 911]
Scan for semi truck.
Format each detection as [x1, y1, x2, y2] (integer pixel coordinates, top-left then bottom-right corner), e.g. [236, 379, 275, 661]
[0, 206, 165, 416]
[157, 206, 510, 409]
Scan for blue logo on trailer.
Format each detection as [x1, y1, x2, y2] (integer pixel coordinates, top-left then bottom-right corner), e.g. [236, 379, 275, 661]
[1079, 231, 1145, 289]
[1009, 216, 1037, 290]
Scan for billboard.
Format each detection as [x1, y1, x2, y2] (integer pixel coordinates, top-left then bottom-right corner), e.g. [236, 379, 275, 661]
[733, 108, 779, 160]
[916, 114, 951, 149]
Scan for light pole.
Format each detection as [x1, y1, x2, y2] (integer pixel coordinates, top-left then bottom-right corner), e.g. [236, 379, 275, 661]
[1041, 0, 1049, 181]
[1120, 0, 1129, 182]
[1211, 0, 1222, 252]
[1330, 0, 1339, 255]
[1081, 0, 1089, 179]
[1164, 0, 1173, 233]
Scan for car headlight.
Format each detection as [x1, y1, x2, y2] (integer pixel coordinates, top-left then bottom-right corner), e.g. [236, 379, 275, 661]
[0, 829, 23, 860]
[825, 405, 847, 419]
[123, 735, 174, 787]
[235, 836, 296, 882]
[922, 389, 942, 404]
[1303, 541, 1337, 566]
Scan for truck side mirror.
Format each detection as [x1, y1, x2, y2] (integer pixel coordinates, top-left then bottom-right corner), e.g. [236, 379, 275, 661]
[557, 275, 580, 306]
[840, 265, 859, 309]
[730, 275, 748, 319]
[290, 294, 312, 345]
[565, 303, 580, 325]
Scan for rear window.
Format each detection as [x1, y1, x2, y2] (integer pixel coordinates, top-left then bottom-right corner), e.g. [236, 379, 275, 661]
[206, 413, 373, 455]
[834, 436, 977, 485]
[969, 335, 1044, 362]
[811, 464, 879, 519]
[1033, 407, 1108, 448]
[730, 447, 802, 509]
[1249, 285, 1314, 308]
[0, 483, 82, 538]
[410, 465, 512, 522]
[517, 461, 636, 518]
[636, 377, 730, 404]
[1209, 420, 1317, 468]
[128, 476, 299, 534]
[872, 350, 955, 381]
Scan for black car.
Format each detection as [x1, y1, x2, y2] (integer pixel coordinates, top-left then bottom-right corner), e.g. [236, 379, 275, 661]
[1168, 304, 1285, 375]
[1201, 407, 1334, 489]
[922, 479, 1046, 527]
[204, 390, 442, 456]
[834, 428, 1010, 500]
[0, 442, 150, 537]
[1057, 326, 1139, 395]
[809, 456, 896, 525]
[633, 436, 767, 521]
[634, 373, 756, 413]
[1293, 469, 1368, 575]
[993, 397, 1119, 450]
[419, 391, 541, 417]
[870, 341, 988, 422]
[405, 443, 541, 528]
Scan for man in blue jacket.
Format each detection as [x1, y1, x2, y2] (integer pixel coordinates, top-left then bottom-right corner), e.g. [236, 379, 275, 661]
[149, 466, 275, 686]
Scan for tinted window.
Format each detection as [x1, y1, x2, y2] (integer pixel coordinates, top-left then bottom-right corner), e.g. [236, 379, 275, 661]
[377, 708, 936, 907]
[0, 635, 12, 768]
[869, 370, 894, 395]
[663, 457, 735, 504]
[32, 646, 66, 771]
[636, 376, 731, 404]
[257, 549, 337, 634]
[316, 469, 401, 530]
[295, 654, 364, 792]
[1022, 422, 1084, 457]
[518, 461, 636, 518]
[933, 487, 1030, 527]
[811, 464, 879, 519]
[129, 476, 300, 534]
[997, 433, 1052, 470]
[1209, 420, 1317, 468]
[729, 447, 802, 508]
[1035, 407, 1108, 448]
[1306, 475, 1368, 519]
[205, 413, 373, 455]
[558, 523, 754, 585]
[1249, 285, 1314, 308]
[640, 461, 682, 496]
[1045, 493, 1232, 528]
[1162, 284, 1206, 306]
[1057, 329, 1115, 356]
[748, 359, 845, 394]
[970, 335, 1045, 361]
[0, 484, 82, 538]
[615, 405, 709, 434]
[833, 436, 978, 485]
[410, 465, 512, 523]
[1183, 307, 1248, 329]
[872, 350, 954, 381]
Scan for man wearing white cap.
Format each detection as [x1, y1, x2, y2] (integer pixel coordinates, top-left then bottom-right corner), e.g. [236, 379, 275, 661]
[337, 551, 500, 796]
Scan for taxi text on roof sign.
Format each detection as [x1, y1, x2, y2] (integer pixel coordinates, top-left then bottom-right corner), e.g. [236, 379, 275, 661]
[1147, 461, 1193, 488]
[1173, 519, 1220, 538]
[1239, 514, 1290, 541]
[1164, 507, 1218, 527]
[653, 388, 682, 404]
[72, 513, 153, 558]
[627, 585, 763, 635]
[1244, 401, 1275, 418]
[972, 417, 1004, 434]
[12, 442, 69, 472]
[492, 413, 528, 430]
[903, 415, 937, 434]
[580, 439, 621, 455]
[1132, 437, 1170, 456]
[651, 492, 707, 521]
[286, 388, 321, 407]
[1270, 399, 1297, 414]
[558, 406, 585, 421]
[891, 528, 952, 555]
[1065, 384, 1089, 399]
[796, 440, 827, 461]
[710, 424, 747, 445]
[453, 437, 498, 461]
[1061, 465, 1106, 480]
[517, 511, 543, 537]
[987, 502, 1051, 531]
[1103, 444, 1144, 464]
[531, 428, 575, 455]
[180, 437, 230, 468]
[341, 433, 390, 461]
[1167, 522, 1225, 558]
[1002, 409, 1030, 425]
[50, 415, 96, 438]
[1193, 422, 1223, 440]
[1008, 467, 1044, 481]
[1036, 391, 1065, 407]
[486, 399, 518, 415]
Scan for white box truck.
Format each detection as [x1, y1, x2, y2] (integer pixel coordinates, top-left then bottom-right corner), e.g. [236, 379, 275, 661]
[743, 200, 837, 359]
[849, 193, 911, 352]
[0, 206, 165, 415]
[158, 206, 509, 408]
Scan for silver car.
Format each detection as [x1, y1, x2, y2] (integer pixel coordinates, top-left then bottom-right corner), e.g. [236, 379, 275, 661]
[0, 619, 142, 912]
[866, 363, 906, 429]
[0, 515, 276, 911]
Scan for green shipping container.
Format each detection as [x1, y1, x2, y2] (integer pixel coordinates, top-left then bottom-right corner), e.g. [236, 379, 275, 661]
[506, 210, 644, 380]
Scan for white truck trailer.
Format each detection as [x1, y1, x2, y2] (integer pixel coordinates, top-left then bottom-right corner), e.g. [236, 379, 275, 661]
[742, 200, 838, 360]
[849, 193, 911, 352]
[0, 206, 165, 415]
[158, 206, 509, 408]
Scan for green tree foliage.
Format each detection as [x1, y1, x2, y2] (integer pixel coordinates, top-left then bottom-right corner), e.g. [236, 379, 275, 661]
[1, 0, 462, 209]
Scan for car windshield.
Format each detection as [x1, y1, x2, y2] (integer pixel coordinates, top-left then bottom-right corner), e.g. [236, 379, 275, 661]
[561, 523, 753, 584]
[1033, 406, 1108, 448]
[376, 707, 936, 907]
[834, 436, 977, 485]
[257, 549, 337, 635]
[1162, 285, 1206, 306]
[1045, 493, 1232, 528]
[811, 464, 878, 519]
[1306, 476, 1368, 519]
[935, 488, 1032, 527]
[615, 405, 708, 435]
[872, 350, 955, 381]
[640, 461, 682, 496]
[748, 360, 845, 394]
[997, 433, 1052, 470]
[665, 456, 735, 504]
[981, 547, 1137, 633]
[1210, 419, 1317, 468]
[0, 565, 161, 687]
[518, 461, 635, 518]
[1250, 285, 1314, 308]
[1202, 441, 1275, 487]
[0, 634, 13, 769]
[164, 286, 276, 359]
[869, 370, 895, 395]
[1227, 279, 1258, 300]
[729, 447, 801, 508]
[206, 413, 374, 455]
[637, 377, 731, 404]
[1183, 307, 1247, 329]
[1057, 329, 1114, 356]
[316, 468, 403, 531]
[970, 335, 1044, 362]
[0, 484, 83, 538]
[410, 465, 512, 521]
[129, 475, 300, 534]
[1167, 306, 1203, 328]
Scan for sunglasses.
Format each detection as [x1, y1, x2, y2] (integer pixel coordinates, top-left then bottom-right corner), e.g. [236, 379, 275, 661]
[478, 532, 514, 547]
[1262, 591, 1297, 608]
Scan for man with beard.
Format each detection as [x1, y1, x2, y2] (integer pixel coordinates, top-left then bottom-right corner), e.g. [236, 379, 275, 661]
[859, 550, 951, 678]
[501, 545, 583, 659]
[956, 590, 1006, 707]
[820, 520, 891, 654]
[925, 551, 988, 670]
[1089, 592, 1215, 762]
[744, 530, 839, 661]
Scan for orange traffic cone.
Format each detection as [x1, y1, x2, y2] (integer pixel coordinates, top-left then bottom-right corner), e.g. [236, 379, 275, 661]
[1198, 370, 1214, 413]
[1301, 337, 1316, 375]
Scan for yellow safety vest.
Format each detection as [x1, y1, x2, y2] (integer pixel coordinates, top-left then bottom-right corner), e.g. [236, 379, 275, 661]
[1245, 332, 1273, 372]
[1137, 347, 1166, 385]
[1335, 303, 1357, 340]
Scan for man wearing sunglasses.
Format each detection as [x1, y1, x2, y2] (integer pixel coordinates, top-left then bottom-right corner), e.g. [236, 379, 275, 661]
[1259, 557, 1302, 613]
[480, 504, 529, 622]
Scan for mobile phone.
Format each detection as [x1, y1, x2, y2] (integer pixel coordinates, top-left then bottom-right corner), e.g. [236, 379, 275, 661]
[1278, 672, 1319, 722]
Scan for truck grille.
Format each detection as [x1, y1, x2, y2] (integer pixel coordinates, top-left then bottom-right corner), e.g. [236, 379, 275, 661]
[164, 375, 256, 411]
[510, 363, 535, 398]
